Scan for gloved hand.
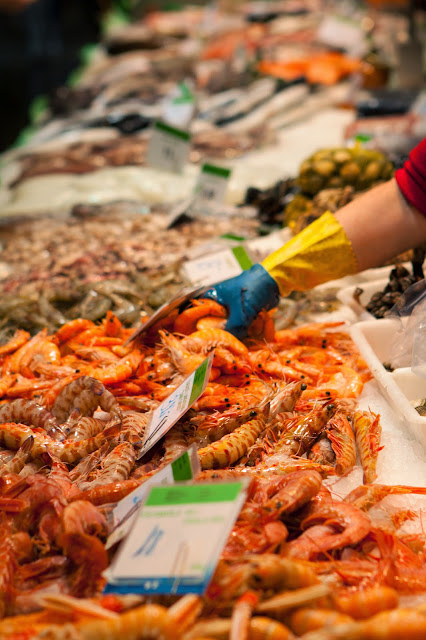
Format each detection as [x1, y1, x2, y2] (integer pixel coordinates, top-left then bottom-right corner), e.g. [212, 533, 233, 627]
[205, 212, 358, 338]
[205, 263, 280, 339]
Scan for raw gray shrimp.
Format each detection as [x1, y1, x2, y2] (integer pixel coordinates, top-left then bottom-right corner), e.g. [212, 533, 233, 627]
[0, 399, 65, 441]
[52, 376, 122, 425]
[78, 442, 136, 490]
[0, 436, 33, 476]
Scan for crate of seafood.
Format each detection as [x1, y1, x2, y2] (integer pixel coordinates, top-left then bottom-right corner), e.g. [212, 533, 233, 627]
[337, 263, 422, 320]
[350, 318, 426, 444]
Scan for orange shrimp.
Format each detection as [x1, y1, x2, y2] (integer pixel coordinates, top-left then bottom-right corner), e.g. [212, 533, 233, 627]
[159, 330, 206, 376]
[326, 410, 357, 475]
[230, 591, 258, 640]
[103, 311, 123, 338]
[182, 328, 248, 358]
[333, 585, 398, 620]
[85, 349, 143, 385]
[173, 299, 226, 335]
[289, 608, 354, 635]
[54, 319, 96, 344]
[196, 316, 227, 331]
[198, 416, 267, 469]
[353, 410, 383, 484]
[344, 483, 426, 512]
[288, 498, 371, 560]
[260, 470, 323, 519]
[188, 616, 292, 640]
[0, 375, 17, 399]
[0, 513, 14, 617]
[0, 330, 30, 356]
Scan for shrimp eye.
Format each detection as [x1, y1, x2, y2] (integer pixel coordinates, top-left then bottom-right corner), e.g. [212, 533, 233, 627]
[250, 410, 257, 417]
[301, 383, 307, 390]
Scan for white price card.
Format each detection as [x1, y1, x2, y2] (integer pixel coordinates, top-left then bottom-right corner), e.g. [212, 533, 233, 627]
[182, 246, 253, 287]
[137, 354, 213, 459]
[195, 163, 231, 204]
[104, 480, 248, 595]
[106, 445, 200, 550]
[146, 121, 191, 174]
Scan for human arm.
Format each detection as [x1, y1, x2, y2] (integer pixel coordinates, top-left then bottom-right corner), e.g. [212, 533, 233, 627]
[206, 138, 426, 337]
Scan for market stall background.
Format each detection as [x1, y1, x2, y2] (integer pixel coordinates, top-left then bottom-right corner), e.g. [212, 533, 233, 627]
[1, 0, 426, 637]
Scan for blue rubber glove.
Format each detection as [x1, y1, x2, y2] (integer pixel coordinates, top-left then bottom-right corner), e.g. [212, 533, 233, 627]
[204, 264, 280, 339]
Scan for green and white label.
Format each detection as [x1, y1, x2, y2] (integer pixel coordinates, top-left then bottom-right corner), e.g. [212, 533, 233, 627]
[147, 121, 191, 174]
[137, 354, 213, 459]
[195, 163, 231, 204]
[182, 245, 253, 287]
[107, 445, 200, 549]
[104, 481, 247, 595]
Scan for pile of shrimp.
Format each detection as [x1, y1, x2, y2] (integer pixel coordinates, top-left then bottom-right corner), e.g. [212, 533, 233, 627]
[0, 301, 426, 637]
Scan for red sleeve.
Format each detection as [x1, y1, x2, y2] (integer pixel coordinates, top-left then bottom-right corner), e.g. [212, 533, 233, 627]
[395, 137, 426, 216]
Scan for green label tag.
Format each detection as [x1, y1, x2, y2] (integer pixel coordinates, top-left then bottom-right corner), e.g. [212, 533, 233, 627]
[173, 82, 195, 105]
[145, 482, 243, 507]
[189, 358, 209, 406]
[154, 121, 191, 141]
[202, 163, 231, 179]
[171, 451, 193, 482]
[231, 246, 253, 270]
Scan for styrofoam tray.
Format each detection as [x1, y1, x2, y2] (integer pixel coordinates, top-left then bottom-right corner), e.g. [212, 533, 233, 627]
[350, 318, 426, 445]
[337, 278, 388, 320]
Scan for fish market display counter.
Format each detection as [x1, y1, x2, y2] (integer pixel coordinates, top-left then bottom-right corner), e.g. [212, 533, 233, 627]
[1, 1, 426, 638]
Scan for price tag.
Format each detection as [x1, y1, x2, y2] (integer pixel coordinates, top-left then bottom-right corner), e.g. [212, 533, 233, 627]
[195, 163, 231, 204]
[146, 121, 191, 174]
[104, 480, 248, 595]
[182, 246, 253, 287]
[106, 445, 200, 550]
[137, 355, 213, 459]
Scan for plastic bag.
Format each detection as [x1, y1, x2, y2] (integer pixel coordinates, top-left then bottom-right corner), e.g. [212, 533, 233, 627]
[388, 277, 426, 375]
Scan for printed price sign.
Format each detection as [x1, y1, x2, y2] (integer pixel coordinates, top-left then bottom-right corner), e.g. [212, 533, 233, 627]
[146, 121, 191, 174]
[104, 480, 248, 595]
[106, 445, 200, 550]
[195, 163, 231, 204]
[182, 245, 253, 287]
[137, 354, 213, 459]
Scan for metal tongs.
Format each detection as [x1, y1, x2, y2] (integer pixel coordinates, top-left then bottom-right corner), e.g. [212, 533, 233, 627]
[124, 284, 212, 345]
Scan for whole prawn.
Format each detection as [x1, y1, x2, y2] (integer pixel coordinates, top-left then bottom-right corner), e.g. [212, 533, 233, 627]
[353, 410, 382, 484]
[52, 376, 122, 425]
[0, 399, 64, 441]
[78, 443, 136, 490]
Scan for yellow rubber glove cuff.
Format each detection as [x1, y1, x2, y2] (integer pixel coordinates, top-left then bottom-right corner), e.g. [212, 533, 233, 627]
[261, 211, 358, 296]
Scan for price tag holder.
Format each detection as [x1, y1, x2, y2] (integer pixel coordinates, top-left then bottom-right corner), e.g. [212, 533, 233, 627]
[107, 445, 200, 550]
[136, 354, 213, 459]
[182, 245, 253, 287]
[104, 480, 248, 595]
[146, 121, 191, 174]
[195, 163, 231, 204]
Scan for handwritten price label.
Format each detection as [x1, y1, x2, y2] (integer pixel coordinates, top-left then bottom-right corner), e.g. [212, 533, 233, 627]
[147, 121, 191, 174]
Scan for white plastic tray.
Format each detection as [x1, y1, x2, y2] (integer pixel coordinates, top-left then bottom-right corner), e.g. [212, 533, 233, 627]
[350, 318, 426, 445]
[337, 278, 388, 320]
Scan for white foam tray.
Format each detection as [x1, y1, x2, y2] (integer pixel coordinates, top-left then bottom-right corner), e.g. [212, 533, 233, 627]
[350, 318, 426, 445]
